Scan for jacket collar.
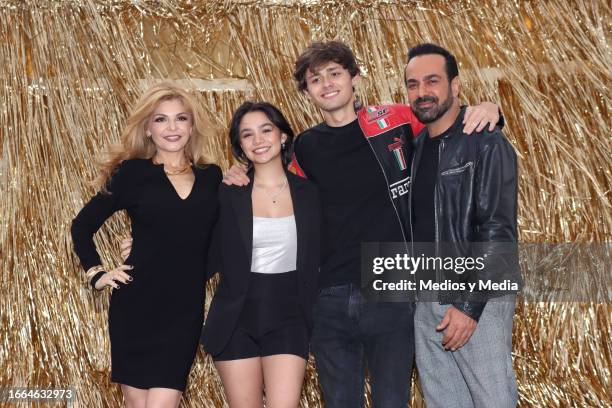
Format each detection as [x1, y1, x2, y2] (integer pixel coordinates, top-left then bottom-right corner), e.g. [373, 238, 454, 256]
[229, 173, 254, 265]
[287, 171, 310, 275]
[441, 106, 467, 140]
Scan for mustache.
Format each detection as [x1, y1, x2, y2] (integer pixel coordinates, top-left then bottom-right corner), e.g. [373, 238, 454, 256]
[415, 96, 438, 105]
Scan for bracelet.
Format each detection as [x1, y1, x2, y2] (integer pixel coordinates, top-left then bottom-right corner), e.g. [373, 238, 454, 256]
[90, 271, 107, 290]
[85, 265, 104, 280]
[84, 265, 105, 288]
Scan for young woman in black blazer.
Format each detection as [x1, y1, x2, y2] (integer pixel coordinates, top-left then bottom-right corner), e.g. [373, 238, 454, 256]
[201, 102, 321, 407]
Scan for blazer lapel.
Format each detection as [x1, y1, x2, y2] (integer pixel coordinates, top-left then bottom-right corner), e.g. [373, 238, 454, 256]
[288, 172, 309, 274]
[229, 182, 254, 267]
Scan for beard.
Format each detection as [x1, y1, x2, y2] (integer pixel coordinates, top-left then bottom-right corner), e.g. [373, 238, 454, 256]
[412, 91, 454, 124]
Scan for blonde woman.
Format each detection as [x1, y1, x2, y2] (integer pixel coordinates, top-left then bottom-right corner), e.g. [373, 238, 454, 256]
[71, 82, 221, 408]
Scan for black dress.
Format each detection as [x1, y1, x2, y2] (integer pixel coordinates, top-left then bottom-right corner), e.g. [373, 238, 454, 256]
[71, 158, 221, 391]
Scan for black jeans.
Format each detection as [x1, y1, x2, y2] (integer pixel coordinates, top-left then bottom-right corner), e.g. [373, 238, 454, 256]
[311, 283, 415, 407]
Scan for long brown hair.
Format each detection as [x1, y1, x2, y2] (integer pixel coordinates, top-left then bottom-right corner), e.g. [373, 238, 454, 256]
[94, 81, 215, 191]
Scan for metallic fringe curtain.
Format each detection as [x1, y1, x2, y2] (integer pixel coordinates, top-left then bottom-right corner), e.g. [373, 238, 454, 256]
[0, 0, 610, 407]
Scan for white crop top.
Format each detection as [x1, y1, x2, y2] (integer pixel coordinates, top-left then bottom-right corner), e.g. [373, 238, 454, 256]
[251, 215, 297, 274]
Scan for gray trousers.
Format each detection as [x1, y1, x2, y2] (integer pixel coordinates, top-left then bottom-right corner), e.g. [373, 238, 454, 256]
[415, 296, 518, 408]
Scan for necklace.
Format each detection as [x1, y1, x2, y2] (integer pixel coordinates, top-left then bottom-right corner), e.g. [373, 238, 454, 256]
[153, 157, 191, 176]
[254, 178, 288, 203]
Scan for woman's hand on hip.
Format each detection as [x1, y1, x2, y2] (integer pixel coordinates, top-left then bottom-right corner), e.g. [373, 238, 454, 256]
[95, 265, 134, 290]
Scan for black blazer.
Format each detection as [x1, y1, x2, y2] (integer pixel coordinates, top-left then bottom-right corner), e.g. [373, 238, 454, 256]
[201, 171, 321, 356]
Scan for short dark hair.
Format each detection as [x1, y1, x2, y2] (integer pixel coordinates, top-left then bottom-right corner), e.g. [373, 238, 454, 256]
[293, 41, 361, 91]
[407, 43, 459, 80]
[229, 101, 295, 167]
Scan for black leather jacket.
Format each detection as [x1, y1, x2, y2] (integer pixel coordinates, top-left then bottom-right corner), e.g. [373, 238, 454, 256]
[409, 107, 522, 321]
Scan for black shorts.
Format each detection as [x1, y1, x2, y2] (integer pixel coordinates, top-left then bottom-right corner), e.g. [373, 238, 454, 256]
[213, 271, 309, 361]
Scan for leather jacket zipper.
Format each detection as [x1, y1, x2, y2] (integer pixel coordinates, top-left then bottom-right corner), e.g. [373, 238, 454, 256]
[408, 146, 417, 300]
[441, 161, 473, 176]
[435, 139, 443, 303]
[361, 132, 410, 263]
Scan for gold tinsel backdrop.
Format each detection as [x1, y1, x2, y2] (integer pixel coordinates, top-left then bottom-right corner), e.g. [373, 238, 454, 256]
[0, 0, 610, 407]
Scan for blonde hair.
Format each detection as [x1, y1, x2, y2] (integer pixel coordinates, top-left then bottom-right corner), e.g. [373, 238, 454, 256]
[94, 81, 215, 191]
